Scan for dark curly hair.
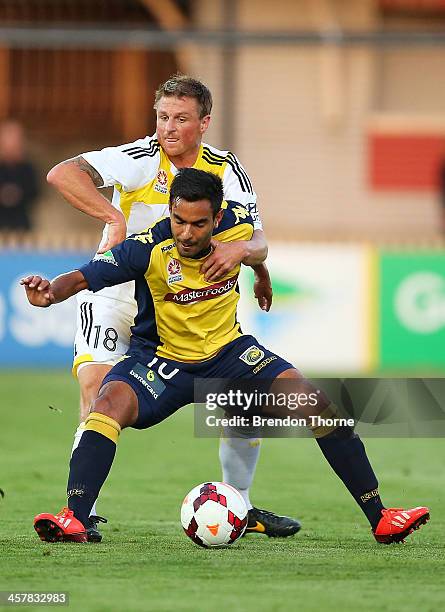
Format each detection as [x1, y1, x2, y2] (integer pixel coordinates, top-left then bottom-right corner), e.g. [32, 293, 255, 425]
[170, 168, 223, 217]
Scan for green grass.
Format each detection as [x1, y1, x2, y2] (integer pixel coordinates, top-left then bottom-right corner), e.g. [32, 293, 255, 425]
[0, 371, 444, 612]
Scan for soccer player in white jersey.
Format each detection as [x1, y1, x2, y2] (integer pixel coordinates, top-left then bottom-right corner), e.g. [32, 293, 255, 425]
[47, 75, 301, 541]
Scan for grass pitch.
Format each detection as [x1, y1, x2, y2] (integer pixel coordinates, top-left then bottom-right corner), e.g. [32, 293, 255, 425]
[0, 371, 444, 612]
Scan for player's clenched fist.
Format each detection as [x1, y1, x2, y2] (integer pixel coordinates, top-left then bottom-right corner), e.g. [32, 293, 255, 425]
[20, 275, 55, 307]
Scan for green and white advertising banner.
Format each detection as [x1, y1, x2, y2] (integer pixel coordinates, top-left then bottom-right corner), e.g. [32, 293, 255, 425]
[379, 251, 445, 370]
[238, 243, 370, 373]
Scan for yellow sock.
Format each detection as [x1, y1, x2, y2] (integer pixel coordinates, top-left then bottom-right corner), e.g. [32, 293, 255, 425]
[84, 412, 121, 444]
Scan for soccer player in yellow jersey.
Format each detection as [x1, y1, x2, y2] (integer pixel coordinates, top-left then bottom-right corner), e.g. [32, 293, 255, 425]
[23, 169, 429, 545]
[46, 75, 299, 539]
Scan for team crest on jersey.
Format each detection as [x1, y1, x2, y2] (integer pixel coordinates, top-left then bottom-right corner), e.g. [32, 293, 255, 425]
[167, 258, 183, 284]
[239, 345, 265, 365]
[154, 169, 168, 194]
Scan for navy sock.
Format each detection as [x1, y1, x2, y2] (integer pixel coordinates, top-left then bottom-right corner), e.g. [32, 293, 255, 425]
[67, 430, 116, 527]
[316, 428, 384, 529]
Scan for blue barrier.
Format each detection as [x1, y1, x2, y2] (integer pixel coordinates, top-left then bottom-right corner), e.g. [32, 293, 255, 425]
[0, 250, 92, 367]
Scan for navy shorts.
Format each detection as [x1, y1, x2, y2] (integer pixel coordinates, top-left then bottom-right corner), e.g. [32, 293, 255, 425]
[102, 335, 294, 429]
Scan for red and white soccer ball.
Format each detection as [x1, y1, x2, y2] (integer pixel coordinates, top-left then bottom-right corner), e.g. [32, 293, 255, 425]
[181, 482, 248, 548]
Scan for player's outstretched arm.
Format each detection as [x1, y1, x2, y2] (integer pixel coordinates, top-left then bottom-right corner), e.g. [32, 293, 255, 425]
[47, 156, 126, 253]
[20, 271, 88, 308]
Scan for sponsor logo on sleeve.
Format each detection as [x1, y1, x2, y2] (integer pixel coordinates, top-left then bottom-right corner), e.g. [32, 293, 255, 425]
[129, 228, 154, 244]
[232, 205, 251, 225]
[93, 250, 118, 266]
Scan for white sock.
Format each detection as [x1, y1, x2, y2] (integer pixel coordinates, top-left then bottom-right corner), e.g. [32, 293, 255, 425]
[219, 427, 262, 510]
[71, 421, 85, 454]
[70, 421, 98, 518]
[89, 500, 98, 517]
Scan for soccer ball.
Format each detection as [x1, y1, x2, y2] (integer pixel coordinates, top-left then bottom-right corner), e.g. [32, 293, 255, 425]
[181, 482, 248, 548]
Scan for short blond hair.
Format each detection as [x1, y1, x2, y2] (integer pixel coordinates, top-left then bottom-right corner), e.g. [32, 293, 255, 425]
[154, 74, 212, 118]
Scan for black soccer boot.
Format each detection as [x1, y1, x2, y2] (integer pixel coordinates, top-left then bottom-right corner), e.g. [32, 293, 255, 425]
[245, 507, 301, 537]
[86, 515, 108, 543]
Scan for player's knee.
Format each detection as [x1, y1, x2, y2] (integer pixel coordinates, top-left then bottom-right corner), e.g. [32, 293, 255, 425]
[91, 391, 111, 412]
[91, 381, 138, 428]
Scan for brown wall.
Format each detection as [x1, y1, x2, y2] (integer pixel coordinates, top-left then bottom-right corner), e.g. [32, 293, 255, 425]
[190, 0, 445, 241]
[3, 0, 445, 244]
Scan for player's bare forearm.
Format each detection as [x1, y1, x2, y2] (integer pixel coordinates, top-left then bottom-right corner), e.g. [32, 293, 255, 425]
[50, 270, 89, 302]
[47, 157, 127, 251]
[252, 262, 273, 311]
[241, 229, 268, 266]
[47, 157, 115, 223]
[20, 271, 88, 308]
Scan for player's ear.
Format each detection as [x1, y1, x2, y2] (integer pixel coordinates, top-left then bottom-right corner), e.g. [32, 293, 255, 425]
[200, 115, 211, 134]
[213, 209, 224, 228]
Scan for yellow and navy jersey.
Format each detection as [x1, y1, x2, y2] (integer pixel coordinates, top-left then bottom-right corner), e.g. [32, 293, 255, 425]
[82, 135, 262, 239]
[79, 201, 254, 362]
